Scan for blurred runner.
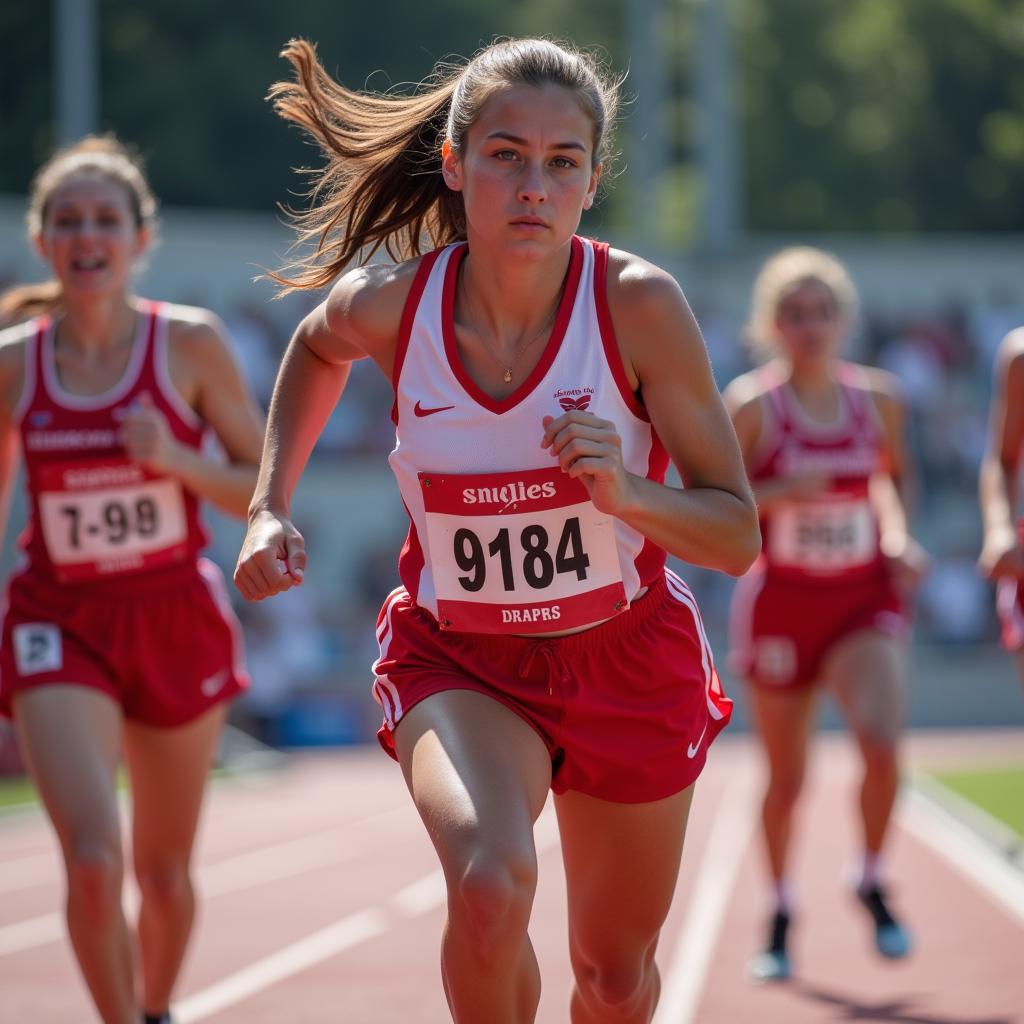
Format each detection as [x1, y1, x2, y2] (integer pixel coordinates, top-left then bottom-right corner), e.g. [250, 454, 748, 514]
[0, 135, 264, 1024]
[724, 246, 928, 982]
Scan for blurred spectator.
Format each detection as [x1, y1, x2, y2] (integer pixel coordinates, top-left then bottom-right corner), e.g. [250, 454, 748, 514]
[225, 301, 281, 407]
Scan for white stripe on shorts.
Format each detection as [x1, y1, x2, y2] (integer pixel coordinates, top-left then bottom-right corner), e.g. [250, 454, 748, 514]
[372, 589, 409, 730]
[664, 569, 724, 720]
[197, 558, 248, 684]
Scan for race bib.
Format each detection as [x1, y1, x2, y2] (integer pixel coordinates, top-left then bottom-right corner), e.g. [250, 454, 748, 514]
[420, 466, 628, 634]
[36, 457, 189, 582]
[770, 497, 876, 572]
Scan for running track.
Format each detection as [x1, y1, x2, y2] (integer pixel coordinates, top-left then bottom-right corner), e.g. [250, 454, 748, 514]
[1, 730, 1022, 1023]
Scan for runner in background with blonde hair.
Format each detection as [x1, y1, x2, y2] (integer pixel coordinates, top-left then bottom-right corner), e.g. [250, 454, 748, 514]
[0, 135, 265, 1024]
[979, 326, 1024, 688]
[724, 246, 928, 982]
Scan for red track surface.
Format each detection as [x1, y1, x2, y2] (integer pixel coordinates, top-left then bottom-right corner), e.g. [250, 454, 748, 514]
[1, 730, 1021, 1023]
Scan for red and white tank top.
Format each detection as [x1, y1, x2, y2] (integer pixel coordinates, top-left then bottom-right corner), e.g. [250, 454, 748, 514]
[389, 235, 669, 634]
[749, 363, 885, 582]
[14, 302, 209, 585]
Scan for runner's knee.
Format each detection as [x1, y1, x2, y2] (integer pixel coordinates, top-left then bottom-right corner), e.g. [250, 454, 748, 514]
[450, 848, 536, 949]
[65, 837, 123, 921]
[135, 859, 193, 915]
[575, 950, 652, 1016]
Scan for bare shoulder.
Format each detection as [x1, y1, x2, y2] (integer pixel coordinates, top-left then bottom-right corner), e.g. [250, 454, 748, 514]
[604, 247, 690, 324]
[0, 320, 34, 408]
[996, 326, 1024, 378]
[847, 362, 905, 415]
[325, 256, 425, 353]
[159, 301, 234, 359]
[0, 318, 34, 362]
[722, 366, 770, 415]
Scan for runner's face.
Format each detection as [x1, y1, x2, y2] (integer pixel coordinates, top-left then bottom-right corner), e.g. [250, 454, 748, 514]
[444, 84, 601, 259]
[36, 175, 148, 300]
[773, 280, 845, 365]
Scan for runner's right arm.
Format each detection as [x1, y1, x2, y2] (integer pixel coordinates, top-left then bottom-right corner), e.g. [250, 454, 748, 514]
[979, 329, 1024, 581]
[234, 262, 411, 601]
[0, 325, 30, 546]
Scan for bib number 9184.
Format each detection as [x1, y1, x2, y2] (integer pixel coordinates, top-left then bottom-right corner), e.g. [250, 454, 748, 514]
[419, 467, 628, 634]
[454, 517, 590, 593]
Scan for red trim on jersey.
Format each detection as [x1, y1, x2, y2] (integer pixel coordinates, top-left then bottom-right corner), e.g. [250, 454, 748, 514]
[440, 236, 584, 415]
[391, 249, 444, 425]
[397, 498, 426, 603]
[592, 241, 649, 422]
[23, 318, 49, 423]
[633, 428, 670, 586]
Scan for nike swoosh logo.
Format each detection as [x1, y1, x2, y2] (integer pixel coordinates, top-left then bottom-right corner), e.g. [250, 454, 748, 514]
[200, 669, 230, 698]
[687, 721, 708, 759]
[414, 400, 455, 417]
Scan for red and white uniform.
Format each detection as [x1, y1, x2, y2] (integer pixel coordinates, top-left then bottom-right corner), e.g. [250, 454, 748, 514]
[996, 520, 1024, 652]
[730, 364, 906, 689]
[390, 235, 668, 634]
[0, 303, 248, 725]
[375, 237, 731, 801]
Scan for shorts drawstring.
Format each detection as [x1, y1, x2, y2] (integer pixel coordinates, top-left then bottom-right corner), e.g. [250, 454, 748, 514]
[517, 640, 571, 696]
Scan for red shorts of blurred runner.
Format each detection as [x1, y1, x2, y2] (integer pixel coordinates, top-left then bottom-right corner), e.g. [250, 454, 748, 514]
[729, 565, 907, 690]
[0, 558, 248, 726]
[373, 569, 731, 803]
[997, 578, 1024, 652]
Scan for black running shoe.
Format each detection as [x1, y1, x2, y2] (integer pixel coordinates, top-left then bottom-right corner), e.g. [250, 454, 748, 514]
[856, 884, 912, 958]
[747, 910, 792, 982]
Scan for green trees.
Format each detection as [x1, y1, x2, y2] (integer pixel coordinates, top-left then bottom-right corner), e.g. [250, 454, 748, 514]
[2, 0, 1022, 233]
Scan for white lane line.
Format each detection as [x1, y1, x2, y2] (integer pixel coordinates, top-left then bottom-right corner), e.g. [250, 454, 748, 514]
[199, 806, 411, 898]
[652, 763, 759, 1024]
[910, 772, 1024, 868]
[174, 802, 562, 1022]
[899, 786, 1024, 928]
[389, 870, 445, 918]
[0, 912, 62, 956]
[0, 853, 59, 894]
[175, 909, 392, 1023]
[0, 807, 414, 955]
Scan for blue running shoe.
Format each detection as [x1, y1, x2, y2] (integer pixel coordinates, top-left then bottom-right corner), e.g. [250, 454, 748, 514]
[857, 884, 912, 959]
[748, 910, 792, 982]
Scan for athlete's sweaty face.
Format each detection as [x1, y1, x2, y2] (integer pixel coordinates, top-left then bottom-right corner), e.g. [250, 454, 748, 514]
[773, 279, 845, 366]
[443, 83, 601, 260]
[36, 174, 148, 301]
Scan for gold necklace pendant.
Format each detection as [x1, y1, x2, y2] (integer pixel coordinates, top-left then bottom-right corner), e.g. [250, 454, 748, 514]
[503, 368, 513, 383]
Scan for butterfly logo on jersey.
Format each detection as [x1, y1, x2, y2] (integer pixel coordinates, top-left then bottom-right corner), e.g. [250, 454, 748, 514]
[558, 395, 592, 412]
[554, 386, 595, 413]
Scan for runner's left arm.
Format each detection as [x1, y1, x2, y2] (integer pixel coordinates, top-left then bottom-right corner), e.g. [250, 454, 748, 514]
[863, 367, 929, 589]
[543, 254, 760, 576]
[122, 315, 264, 519]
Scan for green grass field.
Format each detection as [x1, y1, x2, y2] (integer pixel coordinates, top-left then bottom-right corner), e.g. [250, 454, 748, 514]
[0, 776, 39, 811]
[932, 765, 1024, 838]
